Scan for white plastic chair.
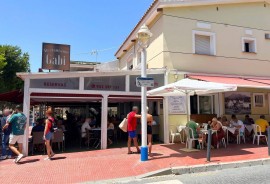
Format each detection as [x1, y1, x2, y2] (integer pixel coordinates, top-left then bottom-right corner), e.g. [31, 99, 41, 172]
[184, 127, 201, 149]
[252, 124, 268, 145]
[237, 127, 245, 144]
[203, 123, 208, 130]
[170, 130, 181, 143]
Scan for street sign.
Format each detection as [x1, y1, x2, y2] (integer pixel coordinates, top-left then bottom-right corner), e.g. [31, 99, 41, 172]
[136, 77, 154, 87]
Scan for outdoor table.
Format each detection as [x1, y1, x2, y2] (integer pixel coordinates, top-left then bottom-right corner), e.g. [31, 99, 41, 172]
[227, 127, 237, 134]
[200, 129, 218, 146]
[177, 125, 186, 143]
[200, 129, 217, 148]
[92, 128, 101, 131]
[200, 129, 217, 135]
[245, 125, 253, 133]
[226, 127, 241, 144]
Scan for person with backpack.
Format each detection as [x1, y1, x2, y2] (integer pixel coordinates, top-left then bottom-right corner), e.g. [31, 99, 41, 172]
[2, 105, 27, 164]
[0, 109, 13, 160]
[43, 109, 55, 160]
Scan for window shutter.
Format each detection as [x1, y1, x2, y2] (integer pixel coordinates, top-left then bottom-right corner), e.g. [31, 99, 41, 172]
[195, 35, 211, 55]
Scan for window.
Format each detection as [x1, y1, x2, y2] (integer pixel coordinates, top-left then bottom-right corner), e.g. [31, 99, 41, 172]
[199, 96, 213, 114]
[190, 95, 215, 114]
[253, 93, 264, 107]
[242, 37, 257, 53]
[192, 30, 216, 56]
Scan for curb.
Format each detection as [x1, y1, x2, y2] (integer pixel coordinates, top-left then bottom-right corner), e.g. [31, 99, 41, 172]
[171, 158, 270, 175]
[87, 158, 270, 183]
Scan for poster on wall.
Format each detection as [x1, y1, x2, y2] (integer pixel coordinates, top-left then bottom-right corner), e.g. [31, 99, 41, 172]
[168, 96, 186, 114]
[224, 92, 251, 115]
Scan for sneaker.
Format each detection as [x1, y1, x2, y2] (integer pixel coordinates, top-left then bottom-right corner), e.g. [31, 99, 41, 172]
[0, 155, 7, 160]
[16, 154, 24, 163]
[7, 155, 12, 159]
[44, 157, 51, 161]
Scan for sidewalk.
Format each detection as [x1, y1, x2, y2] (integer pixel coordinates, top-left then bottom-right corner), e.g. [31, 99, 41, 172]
[0, 143, 269, 183]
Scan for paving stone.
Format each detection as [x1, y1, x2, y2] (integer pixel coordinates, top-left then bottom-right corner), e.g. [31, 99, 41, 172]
[0, 143, 269, 183]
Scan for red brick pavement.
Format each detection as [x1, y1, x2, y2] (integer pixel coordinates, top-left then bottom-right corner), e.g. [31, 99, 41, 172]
[0, 143, 269, 183]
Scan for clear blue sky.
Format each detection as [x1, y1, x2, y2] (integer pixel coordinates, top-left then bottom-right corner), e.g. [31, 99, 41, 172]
[1, 0, 153, 72]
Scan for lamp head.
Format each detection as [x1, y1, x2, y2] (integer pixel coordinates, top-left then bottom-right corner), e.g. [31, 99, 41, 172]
[137, 24, 152, 47]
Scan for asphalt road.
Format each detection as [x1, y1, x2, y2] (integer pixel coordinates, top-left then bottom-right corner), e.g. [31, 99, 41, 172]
[116, 164, 270, 184]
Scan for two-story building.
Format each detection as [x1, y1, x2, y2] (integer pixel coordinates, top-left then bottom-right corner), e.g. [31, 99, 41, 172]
[115, 0, 270, 143]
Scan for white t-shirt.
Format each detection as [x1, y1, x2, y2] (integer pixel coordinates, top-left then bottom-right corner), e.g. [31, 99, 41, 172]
[232, 120, 245, 133]
[81, 122, 91, 138]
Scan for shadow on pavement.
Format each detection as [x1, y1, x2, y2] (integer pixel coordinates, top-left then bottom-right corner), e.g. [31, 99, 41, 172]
[156, 143, 264, 160]
[19, 159, 40, 164]
[150, 153, 163, 157]
[51, 156, 66, 160]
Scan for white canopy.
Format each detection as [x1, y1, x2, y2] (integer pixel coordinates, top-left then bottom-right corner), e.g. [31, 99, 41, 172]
[147, 78, 237, 96]
[147, 78, 237, 123]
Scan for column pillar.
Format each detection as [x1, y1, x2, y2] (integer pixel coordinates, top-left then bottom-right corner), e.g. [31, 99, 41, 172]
[79, 77, 84, 91]
[23, 78, 30, 156]
[125, 75, 130, 92]
[163, 97, 170, 144]
[101, 94, 108, 149]
[163, 70, 169, 144]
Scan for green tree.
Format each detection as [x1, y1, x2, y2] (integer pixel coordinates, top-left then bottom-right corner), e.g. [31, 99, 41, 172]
[0, 45, 30, 93]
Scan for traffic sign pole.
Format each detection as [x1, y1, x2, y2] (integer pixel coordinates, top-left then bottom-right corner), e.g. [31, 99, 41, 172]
[141, 47, 148, 162]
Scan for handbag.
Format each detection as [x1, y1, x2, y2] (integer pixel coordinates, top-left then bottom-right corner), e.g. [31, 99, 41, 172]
[119, 118, 128, 132]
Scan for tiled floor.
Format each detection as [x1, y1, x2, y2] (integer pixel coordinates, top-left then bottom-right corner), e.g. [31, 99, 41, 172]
[0, 143, 268, 183]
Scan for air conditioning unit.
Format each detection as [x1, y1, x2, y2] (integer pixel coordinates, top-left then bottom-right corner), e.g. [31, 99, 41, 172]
[265, 33, 270, 39]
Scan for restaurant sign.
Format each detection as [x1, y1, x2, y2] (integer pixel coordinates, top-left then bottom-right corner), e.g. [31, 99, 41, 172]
[30, 78, 79, 90]
[84, 76, 125, 91]
[168, 96, 187, 114]
[42, 43, 70, 71]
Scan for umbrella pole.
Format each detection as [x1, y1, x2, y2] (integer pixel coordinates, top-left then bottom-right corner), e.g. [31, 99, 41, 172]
[186, 92, 190, 123]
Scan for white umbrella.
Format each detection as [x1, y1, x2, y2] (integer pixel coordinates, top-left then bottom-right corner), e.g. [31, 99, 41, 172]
[147, 78, 237, 122]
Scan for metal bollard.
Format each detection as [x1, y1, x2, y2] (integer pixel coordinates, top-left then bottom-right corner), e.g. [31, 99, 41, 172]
[207, 129, 212, 162]
[266, 127, 270, 156]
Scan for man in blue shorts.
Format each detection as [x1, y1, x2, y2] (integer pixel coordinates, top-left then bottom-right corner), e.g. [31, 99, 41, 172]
[0, 109, 12, 160]
[127, 106, 141, 154]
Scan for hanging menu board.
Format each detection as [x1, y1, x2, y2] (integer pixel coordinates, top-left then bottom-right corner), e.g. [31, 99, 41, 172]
[168, 96, 187, 114]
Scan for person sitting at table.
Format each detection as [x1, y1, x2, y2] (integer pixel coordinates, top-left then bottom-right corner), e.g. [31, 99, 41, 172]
[56, 119, 66, 131]
[89, 117, 97, 127]
[31, 118, 45, 135]
[81, 118, 91, 138]
[243, 115, 254, 139]
[255, 115, 269, 136]
[186, 118, 202, 149]
[244, 115, 254, 125]
[221, 116, 230, 127]
[107, 119, 114, 145]
[211, 117, 225, 148]
[229, 114, 245, 141]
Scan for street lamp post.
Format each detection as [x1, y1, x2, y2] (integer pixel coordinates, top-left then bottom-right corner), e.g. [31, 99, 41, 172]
[137, 24, 152, 162]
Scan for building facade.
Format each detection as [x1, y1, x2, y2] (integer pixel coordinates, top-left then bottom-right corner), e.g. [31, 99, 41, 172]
[115, 0, 270, 142]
